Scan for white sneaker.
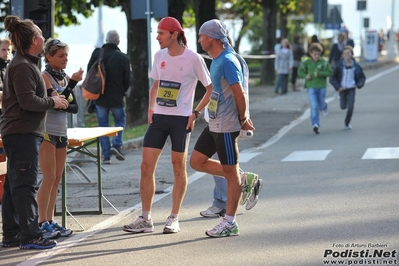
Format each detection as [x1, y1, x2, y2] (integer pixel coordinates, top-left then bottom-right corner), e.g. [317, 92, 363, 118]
[200, 206, 226, 218]
[163, 216, 180, 234]
[205, 217, 239, 237]
[245, 179, 264, 210]
[322, 106, 329, 116]
[123, 216, 154, 233]
[240, 172, 258, 205]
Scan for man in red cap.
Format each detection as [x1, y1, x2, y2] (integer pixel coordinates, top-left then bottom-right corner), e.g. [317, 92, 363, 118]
[123, 17, 212, 234]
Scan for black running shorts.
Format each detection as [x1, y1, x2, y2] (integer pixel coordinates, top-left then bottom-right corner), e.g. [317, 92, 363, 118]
[44, 133, 68, 148]
[194, 126, 239, 165]
[143, 114, 191, 152]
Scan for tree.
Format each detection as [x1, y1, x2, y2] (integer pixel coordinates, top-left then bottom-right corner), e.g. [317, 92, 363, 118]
[277, 0, 313, 40]
[0, 0, 107, 30]
[260, 0, 278, 85]
[217, 0, 262, 53]
[250, 0, 311, 85]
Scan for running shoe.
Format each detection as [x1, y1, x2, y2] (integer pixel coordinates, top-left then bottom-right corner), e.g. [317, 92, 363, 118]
[1, 233, 20, 247]
[40, 221, 61, 239]
[163, 216, 180, 234]
[50, 221, 73, 237]
[240, 172, 259, 205]
[322, 106, 329, 116]
[123, 216, 154, 233]
[20, 237, 57, 249]
[200, 206, 226, 218]
[205, 217, 239, 238]
[245, 179, 264, 210]
[110, 146, 125, 161]
[102, 157, 111, 164]
[313, 124, 319, 134]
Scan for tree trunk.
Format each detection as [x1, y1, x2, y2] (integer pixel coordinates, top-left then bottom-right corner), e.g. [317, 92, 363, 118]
[279, 11, 288, 39]
[260, 0, 277, 85]
[194, 0, 216, 102]
[121, 0, 149, 127]
[168, 0, 187, 24]
[233, 18, 249, 53]
[195, 0, 216, 54]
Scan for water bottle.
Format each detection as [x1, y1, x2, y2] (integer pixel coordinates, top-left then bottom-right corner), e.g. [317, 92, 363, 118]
[239, 129, 253, 140]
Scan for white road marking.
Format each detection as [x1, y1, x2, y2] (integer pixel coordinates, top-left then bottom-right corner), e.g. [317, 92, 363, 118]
[282, 150, 332, 162]
[240, 152, 262, 162]
[362, 147, 399, 159]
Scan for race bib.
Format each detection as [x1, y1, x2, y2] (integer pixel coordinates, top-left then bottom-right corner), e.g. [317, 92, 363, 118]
[208, 91, 220, 119]
[157, 80, 181, 107]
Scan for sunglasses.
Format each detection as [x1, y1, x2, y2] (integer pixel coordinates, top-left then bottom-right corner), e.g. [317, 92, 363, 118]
[52, 39, 60, 45]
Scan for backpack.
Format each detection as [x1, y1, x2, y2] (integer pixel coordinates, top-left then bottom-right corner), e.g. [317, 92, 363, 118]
[82, 48, 115, 100]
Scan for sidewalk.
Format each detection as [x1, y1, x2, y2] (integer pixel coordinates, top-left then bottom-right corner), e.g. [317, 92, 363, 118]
[0, 55, 397, 241]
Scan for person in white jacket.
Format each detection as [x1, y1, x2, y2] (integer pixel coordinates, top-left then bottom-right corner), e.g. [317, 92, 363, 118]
[274, 38, 294, 95]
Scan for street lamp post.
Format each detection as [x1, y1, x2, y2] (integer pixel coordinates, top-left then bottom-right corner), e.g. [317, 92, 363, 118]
[387, 0, 397, 58]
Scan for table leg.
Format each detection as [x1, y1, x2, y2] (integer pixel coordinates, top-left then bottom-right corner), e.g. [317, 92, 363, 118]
[62, 165, 67, 227]
[97, 137, 103, 213]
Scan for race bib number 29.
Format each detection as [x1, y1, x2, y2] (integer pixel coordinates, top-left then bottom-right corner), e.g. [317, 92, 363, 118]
[157, 80, 181, 107]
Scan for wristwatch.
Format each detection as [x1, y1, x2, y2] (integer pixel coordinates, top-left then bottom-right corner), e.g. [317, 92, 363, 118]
[192, 110, 200, 119]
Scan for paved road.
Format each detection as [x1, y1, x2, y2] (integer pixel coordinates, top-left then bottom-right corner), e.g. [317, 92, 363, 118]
[0, 58, 398, 265]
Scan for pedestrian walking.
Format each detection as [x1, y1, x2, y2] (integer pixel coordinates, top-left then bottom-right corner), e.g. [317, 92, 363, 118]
[341, 28, 355, 48]
[329, 46, 366, 129]
[291, 35, 305, 91]
[328, 33, 346, 69]
[308, 35, 325, 57]
[298, 43, 332, 134]
[87, 30, 131, 164]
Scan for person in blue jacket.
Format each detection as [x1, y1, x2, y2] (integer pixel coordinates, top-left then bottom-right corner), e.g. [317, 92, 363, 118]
[329, 46, 366, 129]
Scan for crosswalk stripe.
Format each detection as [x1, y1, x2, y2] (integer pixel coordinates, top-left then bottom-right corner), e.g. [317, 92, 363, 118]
[361, 147, 399, 159]
[282, 150, 332, 162]
[239, 152, 262, 163]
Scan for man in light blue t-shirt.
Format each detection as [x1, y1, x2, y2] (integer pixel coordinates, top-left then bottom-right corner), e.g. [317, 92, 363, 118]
[190, 19, 256, 238]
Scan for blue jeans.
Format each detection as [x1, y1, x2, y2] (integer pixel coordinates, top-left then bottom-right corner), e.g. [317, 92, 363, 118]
[212, 176, 228, 209]
[307, 88, 327, 126]
[2, 134, 43, 242]
[274, 74, 282, 93]
[95, 105, 126, 158]
[339, 88, 355, 126]
[275, 74, 289, 94]
[210, 153, 227, 209]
